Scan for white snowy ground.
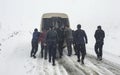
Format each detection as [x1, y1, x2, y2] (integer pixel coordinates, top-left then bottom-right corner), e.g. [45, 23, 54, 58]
[0, 28, 120, 75]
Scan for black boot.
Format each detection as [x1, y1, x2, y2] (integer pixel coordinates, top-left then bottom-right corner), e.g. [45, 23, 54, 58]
[41, 54, 43, 58]
[49, 59, 51, 63]
[44, 57, 47, 60]
[77, 59, 80, 62]
[97, 54, 99, 60]
[30, 52, 33, 57]
[52, 63, 56, 66]
[81, 60, 84, 65]
[99, 56, 102, 61]
[33, 55, 36, 59]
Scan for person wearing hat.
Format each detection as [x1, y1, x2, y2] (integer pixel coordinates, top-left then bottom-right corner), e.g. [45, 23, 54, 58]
[74, 24, 88, 64]
[94, 25, 105, 60]
[31, 28, 41, 58]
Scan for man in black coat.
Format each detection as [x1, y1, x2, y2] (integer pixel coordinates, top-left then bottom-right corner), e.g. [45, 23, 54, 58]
[94, 26, 105, 60]
[45, 26, 58, 66]
[56, 26, 64, 58]
[64, 25, 73, 56]
[31, 28, 40, 58]
[72, 30, 77, 55]
[75, 24, 88, 64]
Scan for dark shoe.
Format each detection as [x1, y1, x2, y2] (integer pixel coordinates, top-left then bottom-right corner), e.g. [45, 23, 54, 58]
[74, 53, 77, 55]
[33, 55, 36, 59]
[67, 54, 71, 56]
[60, 55, 62, 58]
[49, 60, 51, 63]
[61, 53, 63, 56]
[44, 57, 47, 60]
[30, 53, 33, 57]
[41, 54, 43, 58]
[52, 63, 56, 66]
[99, 56, 102, 61]
[96, 55, 100, 60]
[77, 59, 80, 62]
[41, 56, 43, 58]
[81, 60, 84, 65]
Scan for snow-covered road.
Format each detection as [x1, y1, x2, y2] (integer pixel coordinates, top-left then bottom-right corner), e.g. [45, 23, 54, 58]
[0, 30, 120, 75]
[24, 51, 120, 75]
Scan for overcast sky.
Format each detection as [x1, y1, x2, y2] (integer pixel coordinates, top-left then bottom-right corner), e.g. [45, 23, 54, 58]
[0, 0, 120, 29]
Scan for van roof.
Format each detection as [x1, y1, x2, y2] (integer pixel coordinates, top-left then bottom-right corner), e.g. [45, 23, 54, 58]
[42, 13, 68, 18]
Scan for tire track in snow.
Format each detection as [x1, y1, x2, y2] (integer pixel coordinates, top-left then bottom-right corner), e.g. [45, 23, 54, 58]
[60, 50, 99, 75]
[25, 53, 118, 75]
[63, 55, 115, 75]
[59, 49, 116, 75]
[58, 55, 86, 75]
[36, 53, 69, 75]
[70, 56, 99, 75]
[61, 49, 120, 75]
[24, 46, 120, 75]
[52, 62, 69, 75]
[87, 54, 120, 75]
[58, 65, 69, 75]
[98, 66, 114, 75]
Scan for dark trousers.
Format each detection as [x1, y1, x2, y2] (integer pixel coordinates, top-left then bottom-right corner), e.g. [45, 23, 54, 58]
[76, 44, 86, 61]
[31, 41, 38, 57]
[58, 40, 64, 57]
[66, 39, 72, 56]
[48, 42, 57, 65]
[73, 44, 77, 55]
[41, 44, 47, 59]
[95, 43, 103, 58]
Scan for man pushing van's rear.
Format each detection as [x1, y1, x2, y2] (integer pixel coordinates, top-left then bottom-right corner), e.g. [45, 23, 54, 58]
[31, 28, 40, 58]
[45, 26, 58, 66]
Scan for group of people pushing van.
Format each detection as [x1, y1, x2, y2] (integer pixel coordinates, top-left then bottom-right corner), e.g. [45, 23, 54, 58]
[30, 24, 105, 66]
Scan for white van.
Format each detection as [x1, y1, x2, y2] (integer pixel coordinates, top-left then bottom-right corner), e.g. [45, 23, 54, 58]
[40, 13, 70, 31]
[40, 13, 70, 49]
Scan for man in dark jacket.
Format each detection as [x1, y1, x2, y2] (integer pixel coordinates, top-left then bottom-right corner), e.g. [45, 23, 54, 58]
[45, 26, 58, 66]
[31, 28, 40, 58]
[72, 30, 77, 55]
[94, 26, 105, 60]
[57, 26, 64, 58]
[75, 24, 88, 64]
[64, 25, 73, 56]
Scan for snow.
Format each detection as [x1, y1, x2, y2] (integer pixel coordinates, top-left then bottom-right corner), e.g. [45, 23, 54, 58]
[0, 26, 120, 75]
[1, 0, 120, 75]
